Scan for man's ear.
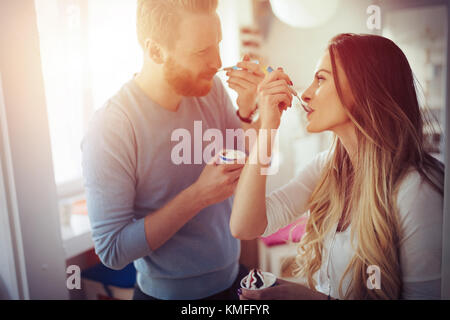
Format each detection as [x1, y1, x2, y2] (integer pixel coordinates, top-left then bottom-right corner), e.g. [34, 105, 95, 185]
[145, 39, 165, 64]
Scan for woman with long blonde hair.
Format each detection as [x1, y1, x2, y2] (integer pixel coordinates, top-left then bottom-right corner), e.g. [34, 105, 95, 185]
[229, 33, 444, 300]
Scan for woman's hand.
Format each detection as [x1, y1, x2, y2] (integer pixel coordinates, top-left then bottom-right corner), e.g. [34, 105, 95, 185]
[239, 279, 328, 300]
[226, 55, 265, 117]
[257, 69, 296, 129]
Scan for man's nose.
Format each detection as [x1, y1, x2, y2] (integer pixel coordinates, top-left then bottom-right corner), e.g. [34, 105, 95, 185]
[210, 47, 222, 70]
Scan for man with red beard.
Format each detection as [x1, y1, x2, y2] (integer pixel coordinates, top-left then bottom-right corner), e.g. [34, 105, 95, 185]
[81, 0, 266, 300]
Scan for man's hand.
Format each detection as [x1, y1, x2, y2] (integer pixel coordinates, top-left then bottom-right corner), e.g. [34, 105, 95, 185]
[225, 55, 265, 117]
[143, 153, 245, 252]
[239, 278, 329, 300]
[193, 154, 246, 209]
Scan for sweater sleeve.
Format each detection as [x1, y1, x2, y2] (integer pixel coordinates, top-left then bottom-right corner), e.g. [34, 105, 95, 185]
[396, 170, 444, 299]
[81, 104, 152, 270]
[262, 151, 330, 237]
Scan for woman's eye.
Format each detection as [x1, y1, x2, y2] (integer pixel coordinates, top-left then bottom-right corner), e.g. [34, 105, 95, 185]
[317, 76, 325, 84]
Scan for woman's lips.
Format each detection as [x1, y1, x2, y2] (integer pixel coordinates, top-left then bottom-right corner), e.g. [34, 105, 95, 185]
[301, 103, 314, 113]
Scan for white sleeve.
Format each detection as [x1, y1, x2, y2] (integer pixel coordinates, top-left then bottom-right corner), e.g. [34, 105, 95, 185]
[262, 151, 330, 237]
[396, 171, 444, 299]
[402, 279, 441, 300]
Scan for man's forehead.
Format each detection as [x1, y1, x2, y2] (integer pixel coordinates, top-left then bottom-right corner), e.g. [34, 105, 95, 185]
[176, 12, 222, 50]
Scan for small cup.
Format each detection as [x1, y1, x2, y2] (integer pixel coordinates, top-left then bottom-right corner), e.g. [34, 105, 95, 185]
[240, 271, 277, 290]
[218, 149, 246, 164]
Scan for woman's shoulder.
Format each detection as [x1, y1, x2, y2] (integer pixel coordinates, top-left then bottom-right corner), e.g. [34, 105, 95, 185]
[289, 150, 331, 186]
[302, 149, 331, 173]
[396, 166, 444, 227]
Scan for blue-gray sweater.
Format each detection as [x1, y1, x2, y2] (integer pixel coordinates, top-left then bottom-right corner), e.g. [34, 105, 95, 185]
[81, 76, 241, 299]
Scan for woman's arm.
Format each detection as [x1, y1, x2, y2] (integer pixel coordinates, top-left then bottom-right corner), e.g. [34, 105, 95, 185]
[230, 69, 294, 240]
[396, 170, 444, 299]
[230, 127, 275, 239]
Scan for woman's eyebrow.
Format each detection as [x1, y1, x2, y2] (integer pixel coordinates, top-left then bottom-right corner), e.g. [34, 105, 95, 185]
[315, 69, 332, 77]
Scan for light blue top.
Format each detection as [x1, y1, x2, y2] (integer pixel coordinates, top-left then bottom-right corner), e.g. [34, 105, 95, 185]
[81, 76, 242, 299]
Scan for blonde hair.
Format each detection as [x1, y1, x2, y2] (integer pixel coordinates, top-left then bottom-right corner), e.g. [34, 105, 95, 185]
[294, 34, 444, 299]
[136, 0, 218, 50]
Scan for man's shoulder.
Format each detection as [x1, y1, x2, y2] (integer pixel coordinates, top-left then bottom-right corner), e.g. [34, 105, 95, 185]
[90, 81, 137, 127]
[106, 80, 137, 113]
[91, 100, 130, 128]
[85, 99, 135, 145]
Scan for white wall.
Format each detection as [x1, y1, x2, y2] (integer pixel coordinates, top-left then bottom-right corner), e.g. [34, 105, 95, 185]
[0, 74, 27, 300]
[0, 0, 69, 299]
[262, 0, 372, 89]
[441, 1, 450, 301]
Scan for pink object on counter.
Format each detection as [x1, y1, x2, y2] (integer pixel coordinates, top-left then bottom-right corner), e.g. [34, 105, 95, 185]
[260, 216, 308, 247]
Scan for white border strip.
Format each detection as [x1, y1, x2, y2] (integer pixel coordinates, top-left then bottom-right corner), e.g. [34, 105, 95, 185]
[0, 72, 29, 299]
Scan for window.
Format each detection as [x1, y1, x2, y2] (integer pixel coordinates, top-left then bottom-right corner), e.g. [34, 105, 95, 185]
[383, 5, 447, 160]
[35, 0, 142, 197]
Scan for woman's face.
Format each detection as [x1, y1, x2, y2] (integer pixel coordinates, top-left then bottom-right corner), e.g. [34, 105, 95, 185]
[301, 51, 354, 134]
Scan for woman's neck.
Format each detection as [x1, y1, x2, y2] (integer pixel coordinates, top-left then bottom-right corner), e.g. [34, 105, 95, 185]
[333, 122, 358, 167]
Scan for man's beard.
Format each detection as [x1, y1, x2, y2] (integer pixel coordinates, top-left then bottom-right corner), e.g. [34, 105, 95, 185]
[164, 57, 216, 97]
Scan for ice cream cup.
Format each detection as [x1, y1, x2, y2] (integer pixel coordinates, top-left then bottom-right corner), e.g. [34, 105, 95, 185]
[240, 271, 277, 290]
[218, 149, 247, 164]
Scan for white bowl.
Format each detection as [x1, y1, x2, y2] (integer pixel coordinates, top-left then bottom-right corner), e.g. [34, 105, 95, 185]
[240, 271, 277, 290]
[218, 149, 246, 164]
